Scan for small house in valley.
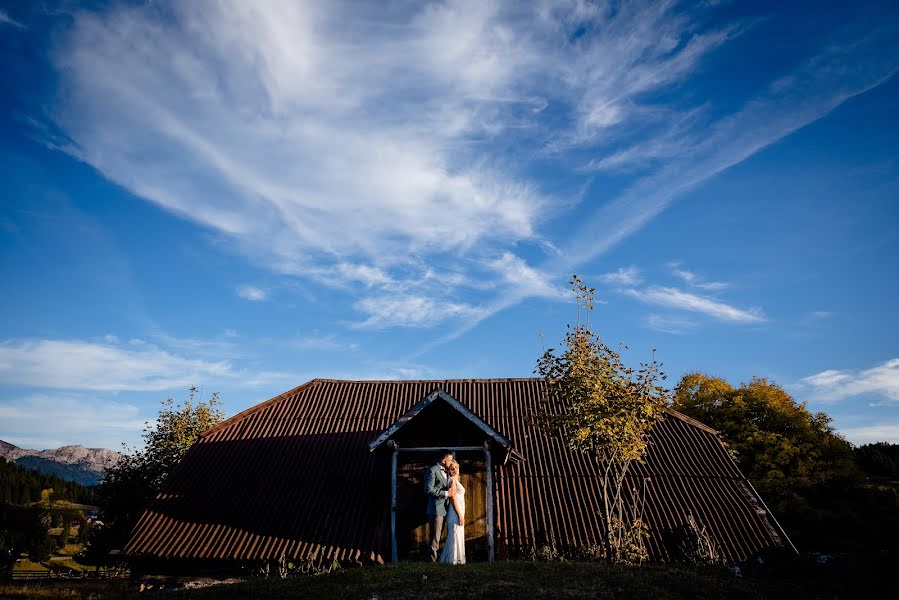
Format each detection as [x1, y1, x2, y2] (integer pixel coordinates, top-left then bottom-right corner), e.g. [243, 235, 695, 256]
[124, 378, 794, 572]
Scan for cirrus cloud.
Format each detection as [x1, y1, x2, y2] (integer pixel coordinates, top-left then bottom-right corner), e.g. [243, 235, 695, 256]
[598, 266, 642, 287]
[0, 338, 235, 391]
[45, 0, 740, 329]
[622, 286, 766, 323]
[237, 285, 267, 301]
[799, 358, 899, 403]
[352, 295, 484, 330]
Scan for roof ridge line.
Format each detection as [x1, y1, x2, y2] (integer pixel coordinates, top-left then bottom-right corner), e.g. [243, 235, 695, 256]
[312, 377, 541, 383]
[199, 380, 720, 439]
[201, 379, 322, 438]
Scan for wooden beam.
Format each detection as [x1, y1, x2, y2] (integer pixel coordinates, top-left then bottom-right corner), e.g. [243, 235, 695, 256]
[396, 446, 485, 452]
[390, 441, 398, 563]
[744, 477, 798, 555]
[485, 441, 495, 562]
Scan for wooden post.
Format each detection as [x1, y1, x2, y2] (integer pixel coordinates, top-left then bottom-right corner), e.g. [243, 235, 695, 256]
[484, 441, 494, 562]
[390, 441, 399, 563]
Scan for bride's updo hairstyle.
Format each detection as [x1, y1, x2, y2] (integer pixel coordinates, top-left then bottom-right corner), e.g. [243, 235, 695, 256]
[449, 461, 461, 477]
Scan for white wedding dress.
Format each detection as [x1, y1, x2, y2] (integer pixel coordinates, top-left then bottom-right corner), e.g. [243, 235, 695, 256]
[439, 479, 466, 565]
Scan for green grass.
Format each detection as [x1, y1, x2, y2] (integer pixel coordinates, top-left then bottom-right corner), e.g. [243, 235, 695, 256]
[27, 500, 97, 511]
[168, 562, 757, 599]
[55, 544, 84, 558]
[12, 555, 88, 574]
[0, 579, 131, 599]
[10, 558, 48, 572]
[1, 558, 889, 599]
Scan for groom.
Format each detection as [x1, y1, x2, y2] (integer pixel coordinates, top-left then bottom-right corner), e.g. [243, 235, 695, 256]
[424, 449, 456, 562]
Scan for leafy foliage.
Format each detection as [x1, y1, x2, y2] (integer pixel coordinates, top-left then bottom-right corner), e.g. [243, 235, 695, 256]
[0, 503, 51, 573]
[673, 374, 856, 491]
[85, 387, 224, 563]
[535, 275, 669, 563]
[673, 373, 899, 552]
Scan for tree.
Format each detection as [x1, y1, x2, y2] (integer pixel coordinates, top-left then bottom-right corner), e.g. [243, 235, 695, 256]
[0, 504, 51, 577]
[77, 516, 90, 545]
[59, 513, 73, 548]
[27, 528, 55, 563]
[535, 275, 668, 563]
[85, 387, 224, 563]
[673, 374, 856, 498]
[855, 442, 899, 480]
[673, 373, 899, 552]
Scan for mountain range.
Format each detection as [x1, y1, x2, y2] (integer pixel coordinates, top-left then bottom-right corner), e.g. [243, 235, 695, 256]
[0, 439, 122, 486]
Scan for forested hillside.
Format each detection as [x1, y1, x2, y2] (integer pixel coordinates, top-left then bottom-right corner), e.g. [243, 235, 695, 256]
[0, 457, 97, 506]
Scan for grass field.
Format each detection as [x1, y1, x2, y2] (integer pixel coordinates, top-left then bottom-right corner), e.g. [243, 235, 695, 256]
[0, 557, 889, 599]
[27, 500, 97, 512]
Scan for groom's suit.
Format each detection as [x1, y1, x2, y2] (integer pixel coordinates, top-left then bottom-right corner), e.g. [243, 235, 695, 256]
[424, 463, 451, 562]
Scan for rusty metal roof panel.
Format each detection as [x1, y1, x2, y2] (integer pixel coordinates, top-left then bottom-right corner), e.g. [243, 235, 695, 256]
[125, 378, 787, 564]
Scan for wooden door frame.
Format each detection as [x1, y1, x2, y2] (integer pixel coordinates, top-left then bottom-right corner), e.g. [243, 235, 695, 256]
[388, 441, 494, 563]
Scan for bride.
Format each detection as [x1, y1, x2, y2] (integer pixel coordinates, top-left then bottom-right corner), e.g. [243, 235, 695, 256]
[439, 461, 466, 565]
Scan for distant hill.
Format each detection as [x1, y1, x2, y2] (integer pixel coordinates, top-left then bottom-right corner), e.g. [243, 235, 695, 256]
[0, 439, 122, 486]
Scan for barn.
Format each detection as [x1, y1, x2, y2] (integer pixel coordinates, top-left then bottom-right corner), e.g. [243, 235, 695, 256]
[124, 378, 794, 570]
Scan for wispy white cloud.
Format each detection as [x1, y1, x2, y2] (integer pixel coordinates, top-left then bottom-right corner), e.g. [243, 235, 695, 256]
[796, 310, 836, 327]
[598, 266, 642, 287]
[50, 1, 546, 294]
[0, 393, 144, 449]
[41, 0, 899, 342]
[799, 358, 899, 403]
[0, 9, 25, 29]
[45, 0, 739, 330]
[487, 253, 565, 300]
[148, 331, 241, 359]
[238, 370, 309, 388]
[437, 22, 898, 345]
[335, 263, 394, 288]
[266, 333, 359, 353]
[802, 370, 852, 388]
[349, 363, 437, 381]
[582, 107, 707, 173]
[622, 286, 766, 323]
[838, 422, 899, 445]
[0, 334, 312, 392]
[561, 29, 899, 269]
[645, 314, 698, 335]
[541, 2, 735, 145]
[0, 338, 234, 391]
[352, 295, 483, 330]
[668, 262, 729, 291]
[236, 284, 267, 301]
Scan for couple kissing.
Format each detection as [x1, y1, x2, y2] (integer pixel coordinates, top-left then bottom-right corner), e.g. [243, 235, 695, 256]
[424, 450, 466, 564]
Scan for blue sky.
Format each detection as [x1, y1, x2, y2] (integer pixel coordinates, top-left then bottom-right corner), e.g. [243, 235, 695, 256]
[1, 0, 898, 450]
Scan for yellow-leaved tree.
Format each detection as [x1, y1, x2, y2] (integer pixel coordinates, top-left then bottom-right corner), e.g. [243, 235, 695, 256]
[535, 275, 669, 563]
[85, 387, 224, 564]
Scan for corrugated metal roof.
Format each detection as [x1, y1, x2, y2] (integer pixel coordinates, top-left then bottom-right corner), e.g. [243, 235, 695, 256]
[125, 378, 788, 564]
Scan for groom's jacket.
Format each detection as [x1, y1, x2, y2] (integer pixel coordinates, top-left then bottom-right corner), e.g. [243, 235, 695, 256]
[424, 464, 450, 517]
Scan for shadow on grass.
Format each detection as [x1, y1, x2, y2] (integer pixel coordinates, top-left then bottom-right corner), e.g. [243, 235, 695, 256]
[2, 555, 891, 600]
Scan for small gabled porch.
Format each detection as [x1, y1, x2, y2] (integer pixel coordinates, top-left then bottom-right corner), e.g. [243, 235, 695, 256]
[369, 388, 523, 562]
